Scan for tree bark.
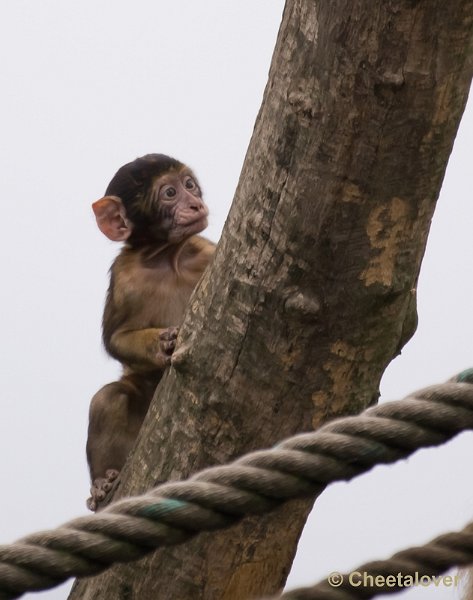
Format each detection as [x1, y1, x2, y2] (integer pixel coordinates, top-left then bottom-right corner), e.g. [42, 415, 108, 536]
[69, 1, 473, 598]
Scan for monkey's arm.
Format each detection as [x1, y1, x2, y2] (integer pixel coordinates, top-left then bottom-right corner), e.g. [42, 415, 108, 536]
[108, 327, 178, 370]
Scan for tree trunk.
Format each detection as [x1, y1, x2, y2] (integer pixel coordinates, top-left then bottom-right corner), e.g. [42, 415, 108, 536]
[69, 1, 473, 598]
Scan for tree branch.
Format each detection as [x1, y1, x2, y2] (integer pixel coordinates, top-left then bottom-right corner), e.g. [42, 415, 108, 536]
[69, 1, 473, 598]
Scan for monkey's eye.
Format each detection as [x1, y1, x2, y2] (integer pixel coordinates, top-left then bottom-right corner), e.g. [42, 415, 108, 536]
[184, 177, 196, 190]
[163, 187, 177, 200]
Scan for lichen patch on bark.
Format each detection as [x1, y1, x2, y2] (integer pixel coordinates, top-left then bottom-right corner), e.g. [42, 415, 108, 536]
[361, 196, 410, 287]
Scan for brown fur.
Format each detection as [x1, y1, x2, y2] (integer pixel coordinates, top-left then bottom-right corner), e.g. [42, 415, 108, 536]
[86, 155, 215, 510]
[103, 236, 213, 371]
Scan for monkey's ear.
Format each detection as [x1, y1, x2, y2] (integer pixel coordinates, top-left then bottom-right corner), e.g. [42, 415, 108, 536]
[92, 196, 132, 242]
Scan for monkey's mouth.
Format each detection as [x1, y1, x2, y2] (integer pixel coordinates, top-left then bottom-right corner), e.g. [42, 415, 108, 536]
[177, 214, 208, 229]
[169, 215, 208, 243]
[188, 215, 208, 233]
[191, 215, 208, 226]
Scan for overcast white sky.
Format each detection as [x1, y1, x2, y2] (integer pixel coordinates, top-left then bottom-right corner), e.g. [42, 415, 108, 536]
[0, 2, 471, 599]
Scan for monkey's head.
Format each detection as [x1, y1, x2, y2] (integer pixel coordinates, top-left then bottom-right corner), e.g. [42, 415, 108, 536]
[92, 154, 209, 246]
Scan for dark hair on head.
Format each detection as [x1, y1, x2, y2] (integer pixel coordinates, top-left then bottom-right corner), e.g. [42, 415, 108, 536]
[105, 154, 184, 210]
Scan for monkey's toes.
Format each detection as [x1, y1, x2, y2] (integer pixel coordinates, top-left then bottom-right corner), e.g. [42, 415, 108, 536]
[105, 469, 119, 481]
[86, 496, 98, 512]
[86, 489, 103, 512]
[101, 469, 119, 492]
[87, 470, 120, 511]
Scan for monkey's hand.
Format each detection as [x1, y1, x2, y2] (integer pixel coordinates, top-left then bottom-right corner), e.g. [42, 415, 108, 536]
[157, 327, 179, 365]
[87, 469, 119, 512]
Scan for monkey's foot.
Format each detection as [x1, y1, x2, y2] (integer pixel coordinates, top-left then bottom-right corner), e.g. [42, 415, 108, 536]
[87, 469, 119, 512]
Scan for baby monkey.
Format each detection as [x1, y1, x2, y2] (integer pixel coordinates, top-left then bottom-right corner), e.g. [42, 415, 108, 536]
[87, 154, 215, 510]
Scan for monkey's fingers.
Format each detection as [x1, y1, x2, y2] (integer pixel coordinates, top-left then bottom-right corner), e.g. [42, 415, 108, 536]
[159, 327, 179, 341]
[159, 327, 179, 356]
[161, 340, 177, 355]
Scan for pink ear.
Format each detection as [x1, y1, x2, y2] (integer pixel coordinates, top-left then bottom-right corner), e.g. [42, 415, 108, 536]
[92, 196, 132, 242]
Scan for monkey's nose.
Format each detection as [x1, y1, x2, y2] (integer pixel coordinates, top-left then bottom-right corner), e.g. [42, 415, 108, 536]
[190, 200, 206, 213]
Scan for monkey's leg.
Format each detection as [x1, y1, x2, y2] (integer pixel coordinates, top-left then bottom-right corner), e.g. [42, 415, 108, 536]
[86, 379, 150, 511]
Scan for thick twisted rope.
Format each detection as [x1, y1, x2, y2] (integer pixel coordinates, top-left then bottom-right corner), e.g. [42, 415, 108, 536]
[271, 522, 473, 599]
[1, 374, 473, 599]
